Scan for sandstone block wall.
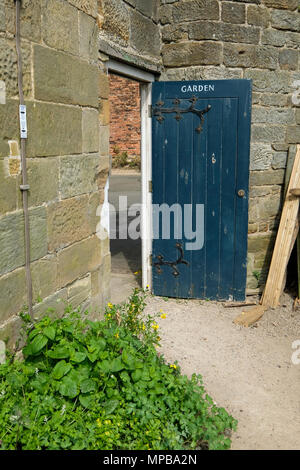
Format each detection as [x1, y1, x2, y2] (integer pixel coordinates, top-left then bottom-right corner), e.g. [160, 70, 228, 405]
[0, 0, 299, 344]
[98, 0, 162, 73]
[159, 0, 300, 291]
[0, 0, 111, 347]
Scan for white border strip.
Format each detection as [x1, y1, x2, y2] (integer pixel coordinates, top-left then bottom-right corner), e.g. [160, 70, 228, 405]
[107, 61, 154, 290]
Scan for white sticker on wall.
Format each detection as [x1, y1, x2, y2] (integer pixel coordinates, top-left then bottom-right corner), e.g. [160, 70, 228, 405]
[0, 80, 6, 105]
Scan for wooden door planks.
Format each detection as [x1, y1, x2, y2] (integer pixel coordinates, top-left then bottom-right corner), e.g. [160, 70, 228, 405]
[261, 145, 300, 308]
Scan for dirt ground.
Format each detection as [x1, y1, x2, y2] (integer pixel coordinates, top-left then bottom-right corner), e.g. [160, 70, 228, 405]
[144, 292, 300, 450]
[109, 172, 300, 450]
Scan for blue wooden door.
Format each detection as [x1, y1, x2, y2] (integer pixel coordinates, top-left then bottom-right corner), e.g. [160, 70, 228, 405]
[152, 80, 252, 301]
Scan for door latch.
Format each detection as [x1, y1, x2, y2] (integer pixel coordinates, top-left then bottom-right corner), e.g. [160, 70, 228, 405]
[237, 189, 245, 198]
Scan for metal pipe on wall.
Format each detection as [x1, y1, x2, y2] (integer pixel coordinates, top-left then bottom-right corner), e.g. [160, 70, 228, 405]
[15, 0, 33, 317]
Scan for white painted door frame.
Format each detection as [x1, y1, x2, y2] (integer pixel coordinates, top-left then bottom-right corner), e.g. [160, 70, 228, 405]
[107, 59, 155, 290]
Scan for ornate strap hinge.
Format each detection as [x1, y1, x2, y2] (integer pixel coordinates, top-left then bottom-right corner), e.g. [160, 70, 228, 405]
[152, 96, 211, 134]
[154, 242, 189, 277]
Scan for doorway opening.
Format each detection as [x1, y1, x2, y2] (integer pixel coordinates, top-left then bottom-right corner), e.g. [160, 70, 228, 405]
[107, 61, 154, 304]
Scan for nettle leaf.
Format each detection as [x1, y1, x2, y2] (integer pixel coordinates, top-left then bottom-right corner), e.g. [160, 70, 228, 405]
[103, 399, 119, 416]
[87, 351, 98, 363]
[80, 378, 96, 394]
[30, 334, 48, 355]
[47, 345, 70, 359]
[28, 329, 40, 341]
[79, 394, 94, 409]
[52, 360, 72, 380]
[7, 372, 27, 389]
[120, 371, 130, 383]
[58, 376, 78, 399]
[98, 359, 110, 373]
[122, 350, 136, 370]
[76, 365, 91, 379]
[43, 326, 56, 341]
[68, 369, 83, 385]
[131, 369, 142, 383]
[111, 357, 124, 372]
[97, 338, 106, 350]
[31, 374, 48, 393]
[70, 352, 86, 363]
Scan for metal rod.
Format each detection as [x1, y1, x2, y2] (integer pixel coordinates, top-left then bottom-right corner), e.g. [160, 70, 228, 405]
[15, 0, 33, 317]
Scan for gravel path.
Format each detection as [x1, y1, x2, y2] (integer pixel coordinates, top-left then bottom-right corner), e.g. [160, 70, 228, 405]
[145, 292, 300, 450]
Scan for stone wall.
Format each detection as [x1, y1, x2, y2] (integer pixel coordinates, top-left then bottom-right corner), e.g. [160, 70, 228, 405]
[0, 0, 299, 344]
[98, 0, 161, 73]
[109, 73, 141, 158]
[0, 0, 111, 347]
[159, 0, 300, 292]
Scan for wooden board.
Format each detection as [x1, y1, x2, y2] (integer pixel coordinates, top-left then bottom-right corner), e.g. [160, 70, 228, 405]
[261, 145, 300, 308]
[233, 305, 266, 327]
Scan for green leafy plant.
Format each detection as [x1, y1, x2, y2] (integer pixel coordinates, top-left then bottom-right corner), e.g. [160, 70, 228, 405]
[252, 270, 261, 287]
[0, 289, 237, 450]
[112, 147, 141, 170]
[128, 155, 141, 170]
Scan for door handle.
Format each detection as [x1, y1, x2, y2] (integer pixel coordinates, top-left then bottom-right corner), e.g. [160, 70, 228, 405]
[237, 189, 245, 197]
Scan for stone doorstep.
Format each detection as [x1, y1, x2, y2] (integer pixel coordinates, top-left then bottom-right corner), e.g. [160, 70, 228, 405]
[111, 168, 141, 175]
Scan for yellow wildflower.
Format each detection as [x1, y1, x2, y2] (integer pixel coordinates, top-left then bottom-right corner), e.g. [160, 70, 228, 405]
[160, 313, 166, 319]
[107, 302, 113, 308]
[170, 364, 177, 369]
[114, 332, 119, 339]
[151, 323, 159, 330]
[142, 323, 146, 331]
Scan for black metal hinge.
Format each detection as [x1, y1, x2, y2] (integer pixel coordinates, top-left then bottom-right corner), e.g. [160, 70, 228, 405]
[152, 96, 211, 133]
[154, 243, 189, 277]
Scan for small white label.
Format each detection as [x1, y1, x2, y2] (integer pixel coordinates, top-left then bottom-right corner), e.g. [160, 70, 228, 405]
[19, 104, 27, 138]
[0, 80, 5, 105]
[0, 340, 5, 364]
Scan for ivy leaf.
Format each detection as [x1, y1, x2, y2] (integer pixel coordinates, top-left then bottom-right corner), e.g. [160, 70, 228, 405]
[80, 378, 96, 394]
[43, 326, 56, 341]
[52, 360, 72, 380]
[30, 334, 48, 355]
[59, 376, 78, 399]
